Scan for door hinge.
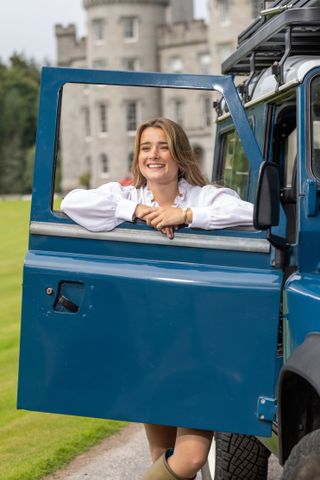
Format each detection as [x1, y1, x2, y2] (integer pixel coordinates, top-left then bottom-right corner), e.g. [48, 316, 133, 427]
[257, 397, 277, 422]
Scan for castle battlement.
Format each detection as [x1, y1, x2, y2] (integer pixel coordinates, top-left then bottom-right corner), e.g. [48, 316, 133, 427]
[55, 24, 77, 36]
[157, 20, 207, 49]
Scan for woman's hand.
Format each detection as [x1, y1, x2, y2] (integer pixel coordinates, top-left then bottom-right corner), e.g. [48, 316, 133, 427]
[134, 204, 155, 220]
[134, 205, 185, 240]
[144, 206, 187, 230]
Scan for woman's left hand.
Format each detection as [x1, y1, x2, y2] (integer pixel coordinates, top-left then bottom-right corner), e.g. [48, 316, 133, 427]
[143, 207, 185, 230]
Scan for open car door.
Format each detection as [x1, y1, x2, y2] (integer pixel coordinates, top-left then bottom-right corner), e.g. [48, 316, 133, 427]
[18, 68, 281, 436]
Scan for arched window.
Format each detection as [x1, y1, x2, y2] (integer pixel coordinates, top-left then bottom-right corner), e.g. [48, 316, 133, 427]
[100, 153, 109, 176]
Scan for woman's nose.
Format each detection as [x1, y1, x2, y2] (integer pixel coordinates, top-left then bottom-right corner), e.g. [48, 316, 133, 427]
[149, 147, 159, 158]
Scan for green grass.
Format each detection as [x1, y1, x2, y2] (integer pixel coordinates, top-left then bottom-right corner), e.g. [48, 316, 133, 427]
[0, 200, 125, 480]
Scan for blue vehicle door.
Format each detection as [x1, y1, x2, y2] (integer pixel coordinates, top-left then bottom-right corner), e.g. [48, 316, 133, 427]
[17, 67, 281, 437]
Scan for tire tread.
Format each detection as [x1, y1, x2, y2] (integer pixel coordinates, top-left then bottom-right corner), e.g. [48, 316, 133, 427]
[215, 432, 270, 480]
[281, 429, 320, 480]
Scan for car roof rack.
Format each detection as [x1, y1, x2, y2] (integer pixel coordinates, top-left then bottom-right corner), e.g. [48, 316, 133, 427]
[238, 0, 320, 46]
[222, 4, 320, 88]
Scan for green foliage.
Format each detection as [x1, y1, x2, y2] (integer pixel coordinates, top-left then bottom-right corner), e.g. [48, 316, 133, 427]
[0, 54, 40, 194]
[79, 170, 91, 188]
[0, 200, 125, 480]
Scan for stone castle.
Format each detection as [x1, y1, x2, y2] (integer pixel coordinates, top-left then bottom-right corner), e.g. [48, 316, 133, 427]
[55, 0, 260, 190]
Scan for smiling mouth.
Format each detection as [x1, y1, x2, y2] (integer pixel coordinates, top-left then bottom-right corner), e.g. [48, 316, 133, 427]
[147, 163, 165, 169]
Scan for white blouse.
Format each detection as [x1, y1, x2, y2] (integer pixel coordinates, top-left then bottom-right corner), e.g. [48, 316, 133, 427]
[61, 179, 253, 232]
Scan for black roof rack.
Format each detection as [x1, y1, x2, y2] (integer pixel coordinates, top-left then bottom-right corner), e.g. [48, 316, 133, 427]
[222, 6, 320, 78]
[238, 0, 320, 45]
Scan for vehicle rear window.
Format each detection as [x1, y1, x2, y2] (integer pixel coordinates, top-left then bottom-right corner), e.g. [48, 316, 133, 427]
[218, 128, 250, 199]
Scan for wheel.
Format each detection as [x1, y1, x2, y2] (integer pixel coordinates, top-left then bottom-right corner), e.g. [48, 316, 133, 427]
[281, 429, 320, 480]
[201, 432, 270, 480]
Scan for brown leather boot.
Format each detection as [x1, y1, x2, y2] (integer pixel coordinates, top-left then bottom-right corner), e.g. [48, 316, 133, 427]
[143, 449, 196, 480]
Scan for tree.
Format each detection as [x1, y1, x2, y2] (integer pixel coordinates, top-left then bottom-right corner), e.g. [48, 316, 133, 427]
[0, 54, 40, 194]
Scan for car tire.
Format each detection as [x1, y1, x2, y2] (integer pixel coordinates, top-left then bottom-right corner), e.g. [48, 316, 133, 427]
[201, 432, 270, 480]
[281, 429, 320, 480]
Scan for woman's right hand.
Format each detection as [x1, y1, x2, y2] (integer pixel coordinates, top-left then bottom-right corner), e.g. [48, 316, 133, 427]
[134, 204, 174, 240]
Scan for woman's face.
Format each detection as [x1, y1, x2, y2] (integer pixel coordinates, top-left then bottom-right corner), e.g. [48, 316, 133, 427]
[138, 127, 179, 185]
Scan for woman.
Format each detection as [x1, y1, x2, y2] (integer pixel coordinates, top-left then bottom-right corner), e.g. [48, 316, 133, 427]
[61, 117, 253, 480]
[61, 117, 253, 239]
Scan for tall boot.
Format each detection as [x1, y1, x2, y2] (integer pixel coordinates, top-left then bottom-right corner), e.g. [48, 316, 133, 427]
[143, 449, 196, 480]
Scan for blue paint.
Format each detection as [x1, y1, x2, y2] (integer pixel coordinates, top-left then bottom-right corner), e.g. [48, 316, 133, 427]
[18, 251, 281, 435]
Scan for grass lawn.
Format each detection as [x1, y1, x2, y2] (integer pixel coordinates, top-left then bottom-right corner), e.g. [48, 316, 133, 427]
[0, 200, 125, 480]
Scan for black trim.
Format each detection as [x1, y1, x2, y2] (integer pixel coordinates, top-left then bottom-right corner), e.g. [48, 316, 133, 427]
[222, 8, 320, 76]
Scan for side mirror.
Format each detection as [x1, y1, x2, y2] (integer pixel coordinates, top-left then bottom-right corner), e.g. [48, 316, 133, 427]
[253, 161, 280, 230]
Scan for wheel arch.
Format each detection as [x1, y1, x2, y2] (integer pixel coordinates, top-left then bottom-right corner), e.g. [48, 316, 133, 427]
[278, 333, 320, 465]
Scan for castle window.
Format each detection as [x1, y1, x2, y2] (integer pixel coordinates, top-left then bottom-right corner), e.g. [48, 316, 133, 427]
[122, 17, 138, 41]
[126, 101, 138, 132]
[122, 58, 140, 71]
[217, 0, 230, 25]
[203, 97, 212, 127]
[92, 18, 105, 42]
[82, 107, 91, 138]
[170, 56, 183, 73]
[199, 53, 211, 74]
[98, 104, 108, 133]
[100, 153, 109, 176]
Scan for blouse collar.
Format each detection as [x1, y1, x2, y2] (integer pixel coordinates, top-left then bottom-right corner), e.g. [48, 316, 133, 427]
[142, 178, 192, 207]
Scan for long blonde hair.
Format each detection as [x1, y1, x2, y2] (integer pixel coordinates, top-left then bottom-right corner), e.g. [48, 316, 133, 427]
[131, 117, 209, 188]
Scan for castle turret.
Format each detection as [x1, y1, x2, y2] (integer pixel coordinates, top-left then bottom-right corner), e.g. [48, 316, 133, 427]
[55, 24, 86, 67]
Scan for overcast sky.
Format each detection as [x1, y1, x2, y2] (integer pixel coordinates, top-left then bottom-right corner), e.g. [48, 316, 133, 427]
[0, 0, 208, 65]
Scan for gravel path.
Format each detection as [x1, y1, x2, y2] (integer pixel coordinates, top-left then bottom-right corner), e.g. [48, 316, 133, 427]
[44, 423, 283, 480]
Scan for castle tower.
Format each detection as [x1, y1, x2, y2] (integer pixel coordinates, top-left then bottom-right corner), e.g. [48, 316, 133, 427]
[60, 0, 170, 190]
[83, 0, 169, 72]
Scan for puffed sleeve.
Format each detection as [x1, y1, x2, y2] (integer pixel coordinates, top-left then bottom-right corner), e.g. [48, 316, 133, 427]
[61, 182, 139, 232]
[189, 186, 253, 230]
